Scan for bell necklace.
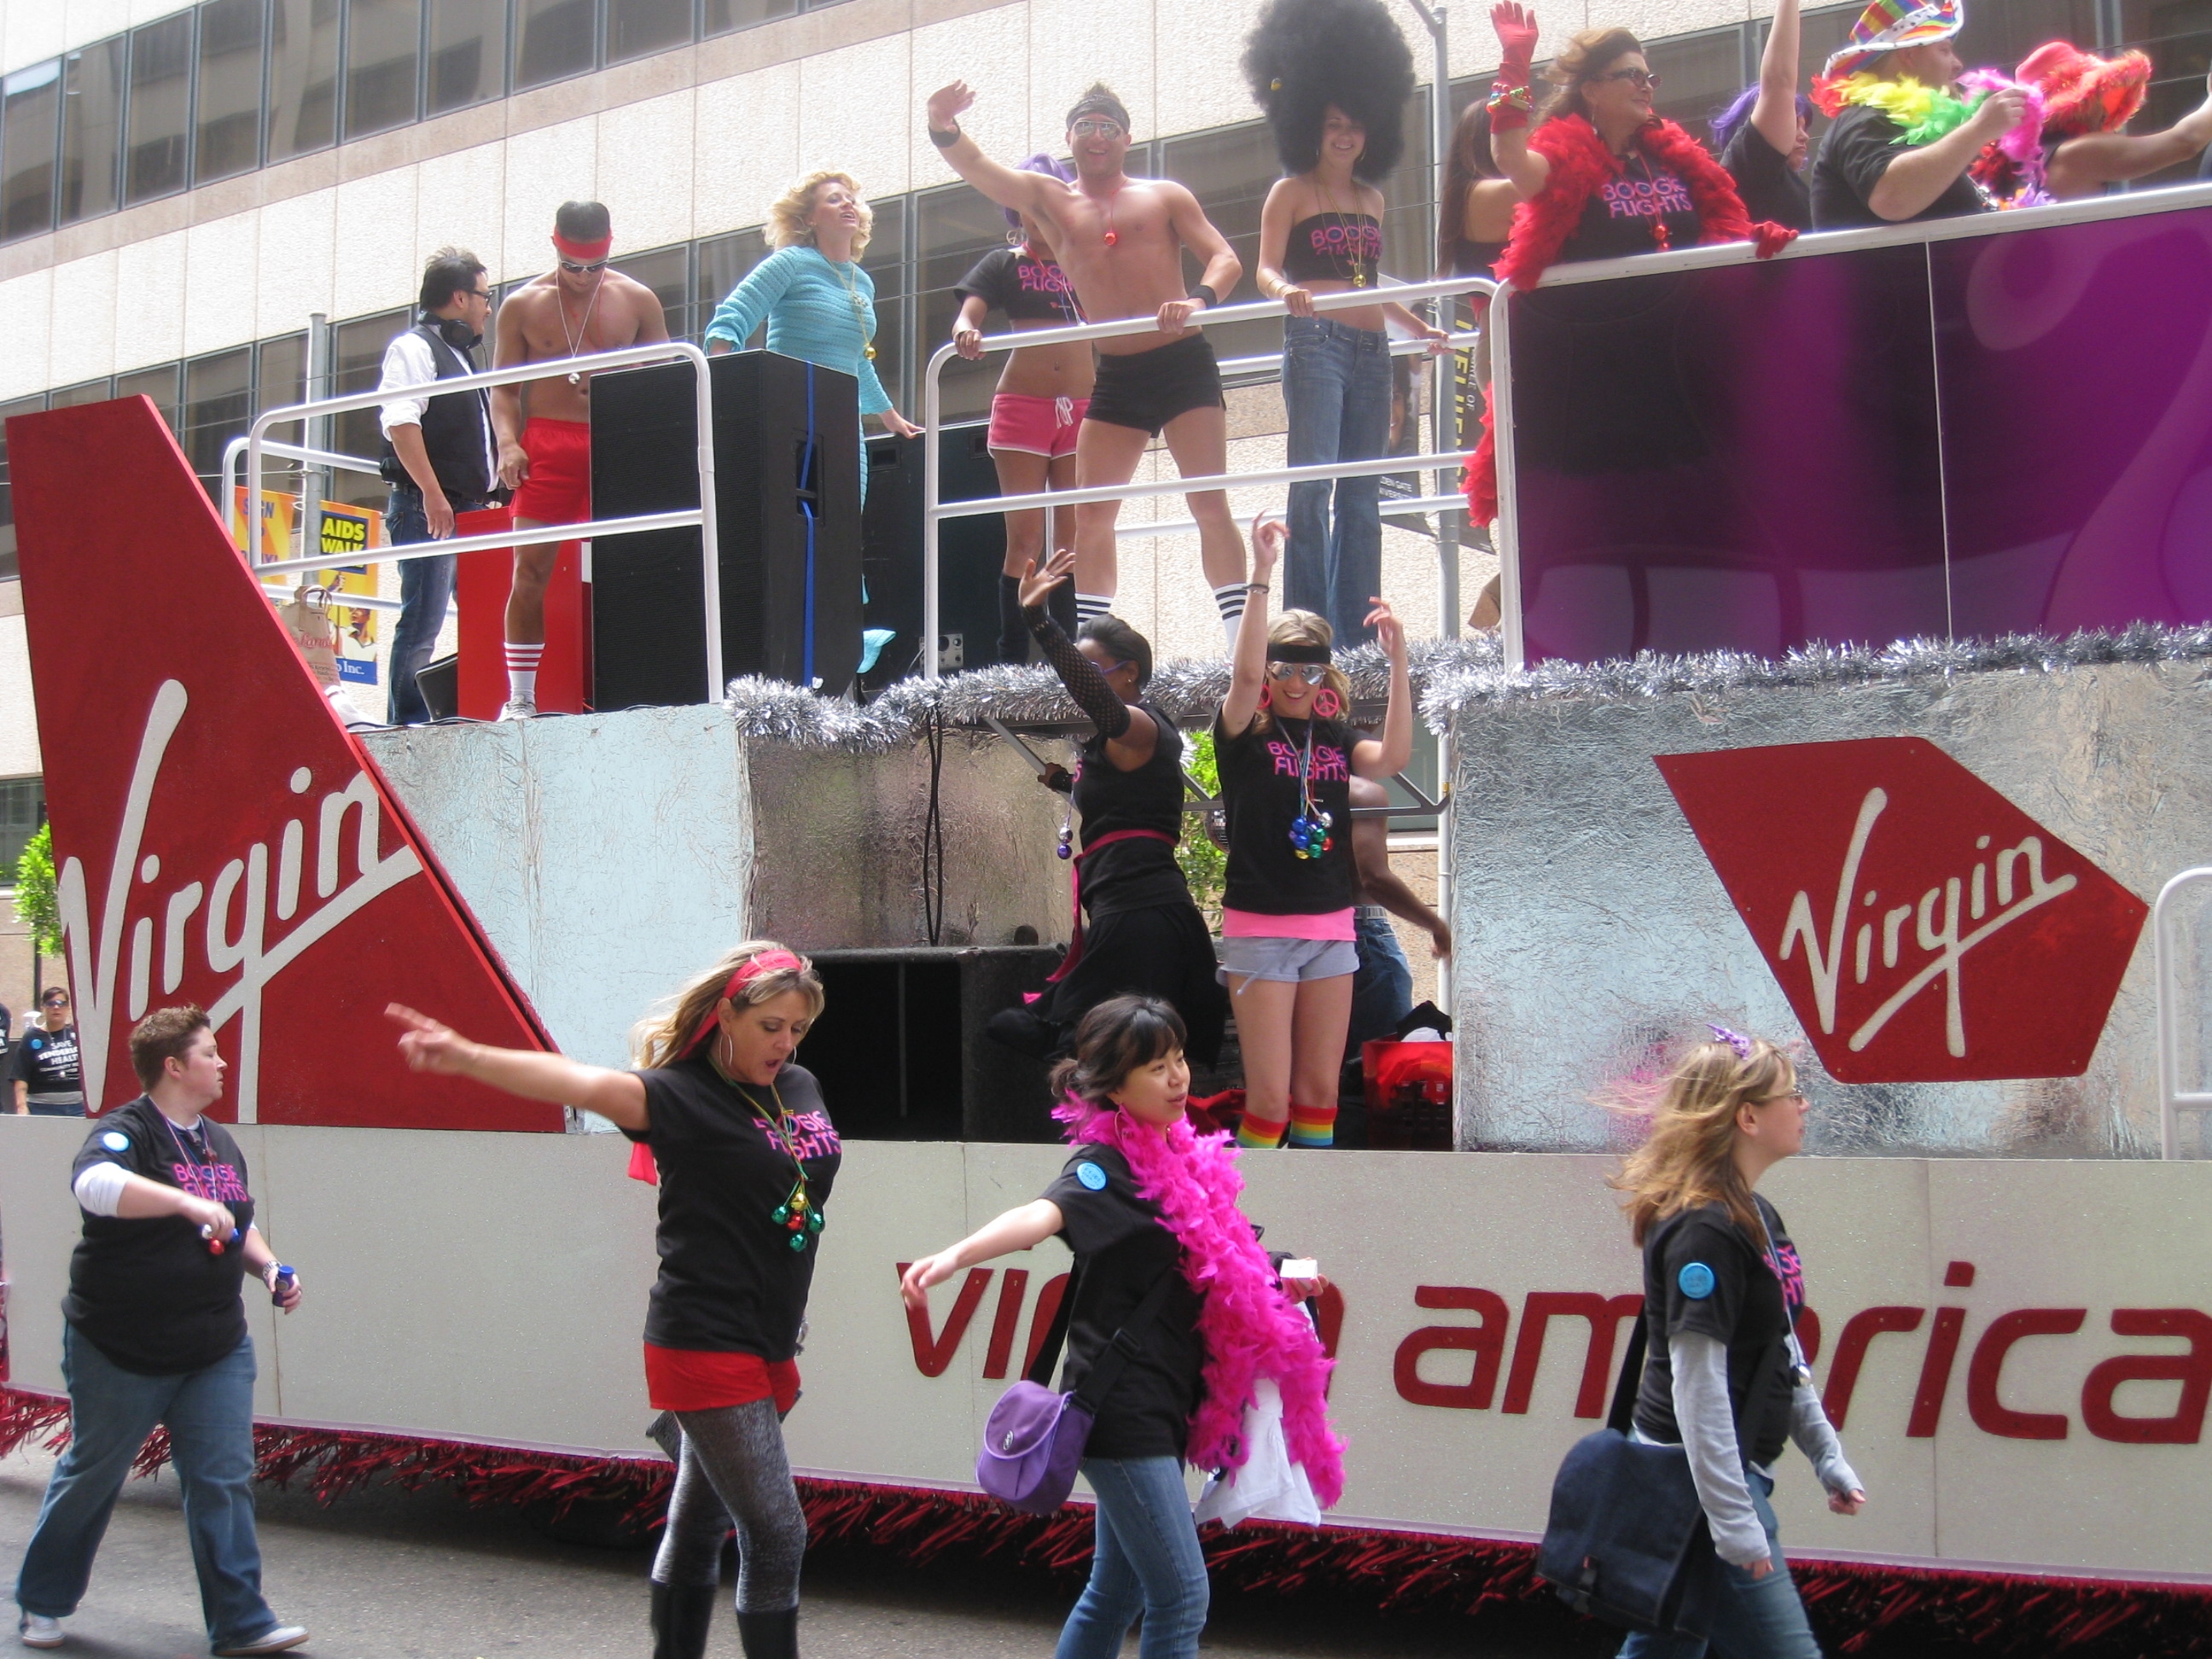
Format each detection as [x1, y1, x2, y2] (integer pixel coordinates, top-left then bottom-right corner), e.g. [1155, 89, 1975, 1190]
[709, 1043, 824, 1251]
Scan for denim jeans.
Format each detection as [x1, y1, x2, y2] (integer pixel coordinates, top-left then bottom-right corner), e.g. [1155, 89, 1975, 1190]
[385, 486, 457, 726]
[15, 1327, 282, 1649]
[1055, 1457, 1210, 1659]
[1617, 1470, 1822, 1659]
[1282, 316, 1390, 649]
[1347, 908, 1414, 1053]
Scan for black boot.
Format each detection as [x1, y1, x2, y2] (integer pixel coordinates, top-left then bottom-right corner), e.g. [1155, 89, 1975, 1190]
[649, 1580, 718, 1659]
[736, 1606, 800, 1659]
[997, 574, 1029, 665]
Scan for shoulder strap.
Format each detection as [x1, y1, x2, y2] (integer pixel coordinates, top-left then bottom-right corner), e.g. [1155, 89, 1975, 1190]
[1024, 1263, 1080, 1387]
[1067, 1262, 1185, 1413]
[1607, 1307, 1649, 1435]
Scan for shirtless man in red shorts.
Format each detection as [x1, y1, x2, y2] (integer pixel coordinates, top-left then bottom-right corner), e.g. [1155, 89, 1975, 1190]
[488, 201, 669, 718]
[927, 81, 1251, 647]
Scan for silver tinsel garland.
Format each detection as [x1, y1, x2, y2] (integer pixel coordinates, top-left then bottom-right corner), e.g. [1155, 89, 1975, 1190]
[718, 624, 2212, 753]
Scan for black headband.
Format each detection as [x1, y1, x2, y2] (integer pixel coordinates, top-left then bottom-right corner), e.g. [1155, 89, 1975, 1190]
[1068, 91, 1131, 130]
[1266, 640, 1333, 665]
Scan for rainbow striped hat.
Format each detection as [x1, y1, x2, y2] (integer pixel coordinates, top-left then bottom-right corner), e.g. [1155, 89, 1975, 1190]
[1823, 0, 1964, 78]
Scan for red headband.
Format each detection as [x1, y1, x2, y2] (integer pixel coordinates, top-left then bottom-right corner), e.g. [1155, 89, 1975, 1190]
[553, 230, 613, 263]
[682, 950, 807, 1057]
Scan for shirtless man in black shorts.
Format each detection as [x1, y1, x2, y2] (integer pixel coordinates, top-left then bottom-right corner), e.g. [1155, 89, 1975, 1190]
[488, 201, 668, 718]
[927, 81, 1250, 645]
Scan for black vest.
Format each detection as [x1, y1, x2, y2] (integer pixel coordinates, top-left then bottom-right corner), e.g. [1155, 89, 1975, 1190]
[380, 321, 495, 503]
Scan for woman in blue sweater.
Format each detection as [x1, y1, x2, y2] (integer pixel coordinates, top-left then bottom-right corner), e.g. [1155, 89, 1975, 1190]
[707, 171, 920, 499]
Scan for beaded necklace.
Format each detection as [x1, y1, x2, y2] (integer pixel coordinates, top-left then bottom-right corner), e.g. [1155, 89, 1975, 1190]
[710, 1050, 824, 1252]
[1286, 717, 1335, 859]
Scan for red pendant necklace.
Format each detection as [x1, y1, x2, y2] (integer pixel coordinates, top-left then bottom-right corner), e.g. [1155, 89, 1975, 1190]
[1097, 183, 1126, 247]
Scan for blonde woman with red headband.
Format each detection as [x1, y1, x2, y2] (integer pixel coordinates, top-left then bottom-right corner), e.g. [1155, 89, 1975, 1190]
[388, 942, 838, 1659]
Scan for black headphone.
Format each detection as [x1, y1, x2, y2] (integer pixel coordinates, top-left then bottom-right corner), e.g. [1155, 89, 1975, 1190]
[421, 308, 481, 350]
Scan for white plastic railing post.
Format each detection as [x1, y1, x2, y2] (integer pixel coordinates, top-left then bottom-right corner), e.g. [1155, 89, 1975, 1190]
[1487, 282, 1524, 671]
[2153, 868, 2212, 1160]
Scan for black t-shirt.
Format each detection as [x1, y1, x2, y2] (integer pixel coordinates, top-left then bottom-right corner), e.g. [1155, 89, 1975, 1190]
[1559, 151, 1707, 264]
[13, 1023, 82, 1097]
[1073, 703, 1192, 917]
[1811, 104, 1988, 230]
[65, 1095, 255, 1375]
[1043, 1144, 1207, 1460]
[1720, 121, 1811, 231]
[955, 247, 1082, 325]
[1214, 711, 1356, 917]
[1632, 1193, 1802, 1466]
[620, 1057, 842, 1359]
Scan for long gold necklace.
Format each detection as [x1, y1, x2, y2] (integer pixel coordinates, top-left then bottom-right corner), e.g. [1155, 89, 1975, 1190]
[824, 249, 877, 361]
[1319, 177, 1369, 288]
[709, 1049, 824, 1251]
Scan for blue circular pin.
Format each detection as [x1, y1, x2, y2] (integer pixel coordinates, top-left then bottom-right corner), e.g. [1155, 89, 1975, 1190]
[1077, 1161, 1109, 1191]
[1678, 1261, 1716, 1301]
[100, 1131, 131, 1153]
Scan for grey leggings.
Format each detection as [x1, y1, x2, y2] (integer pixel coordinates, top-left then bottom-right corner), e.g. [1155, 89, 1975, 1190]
[649, 1400, 807, 1613]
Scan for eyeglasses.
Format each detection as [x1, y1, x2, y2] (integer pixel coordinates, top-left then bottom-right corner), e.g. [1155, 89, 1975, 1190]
[1070, 118, 1126, 139]
[44, 994, 69, 1007]
[559, 259, 608, 275]
[1266, 662, 1329, 684]
[1598, 67, 1660, 88]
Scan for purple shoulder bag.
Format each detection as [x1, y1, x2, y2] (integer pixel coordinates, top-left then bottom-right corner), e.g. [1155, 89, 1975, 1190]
[977, 1264, 1181, 1514]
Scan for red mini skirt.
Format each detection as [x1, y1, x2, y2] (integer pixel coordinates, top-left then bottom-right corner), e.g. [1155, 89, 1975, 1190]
[643, 1345, 800, 1414]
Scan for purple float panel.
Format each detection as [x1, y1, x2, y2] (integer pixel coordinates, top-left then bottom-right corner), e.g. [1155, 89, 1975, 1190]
[1931, 204, 2212, 636]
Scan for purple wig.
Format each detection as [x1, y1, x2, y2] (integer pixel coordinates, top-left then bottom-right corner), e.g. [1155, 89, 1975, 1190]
[1006, 154, 1074, 230]
[1710, 84, 1815, 153]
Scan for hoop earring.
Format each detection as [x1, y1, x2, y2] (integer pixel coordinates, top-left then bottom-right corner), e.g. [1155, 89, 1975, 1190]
[1258, 683, 1273, 710]
[1313, 688, 1342, 719]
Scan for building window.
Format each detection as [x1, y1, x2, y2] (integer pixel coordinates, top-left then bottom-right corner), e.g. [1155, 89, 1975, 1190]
[331, 309, 409, 509]
[1650, 26, 1755, 146]
[427, 0, 509, 114]
[346, 0, 424, 141]
[184, 347, 254, 500]
[614, 243, 692, 339]
[115, 364, 185, 435]
[48, 381, 114, 408]
[59, 41, 125, 225]
[125, 12, 197, 204]
[704, 0, 797, 33]
[0, 779, 43, 884]
[608, 0, 696, 65]
[195, 0, 268, 184]
[0, 396, 47, 581]
[696, 227, 769, 345]
[515, 0, 600, 90]
[863, 195, 910, 413]
[269, 0, 342, 162]
[915, 182, 1012, 427]
[1, 61, 61, 242]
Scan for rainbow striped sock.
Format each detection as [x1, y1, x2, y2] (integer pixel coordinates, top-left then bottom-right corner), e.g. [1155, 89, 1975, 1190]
[1237, 1114, 1288, 1150]
[1288, 1102, 1338, 1148]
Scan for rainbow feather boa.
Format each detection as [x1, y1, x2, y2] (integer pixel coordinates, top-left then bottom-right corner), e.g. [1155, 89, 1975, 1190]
[1813, 71, 1980, 143]
[1057, 1096, 1346, 1509]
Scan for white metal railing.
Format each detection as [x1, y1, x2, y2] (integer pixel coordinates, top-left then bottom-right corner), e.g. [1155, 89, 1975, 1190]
[2154, 867, 2212, 1160]
[242, 341, 723, 698]
[921, 275, 1498, 680]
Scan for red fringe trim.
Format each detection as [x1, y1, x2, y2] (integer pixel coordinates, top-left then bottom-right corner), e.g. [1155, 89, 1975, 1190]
[7, 1386, 2208, 1653]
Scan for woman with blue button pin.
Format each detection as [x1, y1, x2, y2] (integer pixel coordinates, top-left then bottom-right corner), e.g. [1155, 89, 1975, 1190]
[1609, 1026, 1867, 1659]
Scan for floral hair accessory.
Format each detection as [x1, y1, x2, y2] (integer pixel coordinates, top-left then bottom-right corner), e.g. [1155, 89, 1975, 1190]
[1706, 1022, 1755, 1058]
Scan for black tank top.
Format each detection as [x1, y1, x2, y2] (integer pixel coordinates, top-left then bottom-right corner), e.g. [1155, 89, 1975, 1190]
[1072, 702, 1192, 917]
[1283, 213, 1382, 286]
[1447, 236, 1508, 281]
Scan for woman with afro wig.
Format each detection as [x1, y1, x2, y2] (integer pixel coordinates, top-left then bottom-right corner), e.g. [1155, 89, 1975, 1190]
[1247, 0, 1448, 650]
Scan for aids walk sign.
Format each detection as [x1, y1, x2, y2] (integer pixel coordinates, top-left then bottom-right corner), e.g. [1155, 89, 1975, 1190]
[5, 396, 558, 1130]
[1656, 737, 2149, 1083]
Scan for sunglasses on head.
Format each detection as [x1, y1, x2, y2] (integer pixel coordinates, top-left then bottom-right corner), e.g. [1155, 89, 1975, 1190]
[559, 259, 608, 275]
[1266, 662, 1329, 684]
[1070, 118, 1126, 138]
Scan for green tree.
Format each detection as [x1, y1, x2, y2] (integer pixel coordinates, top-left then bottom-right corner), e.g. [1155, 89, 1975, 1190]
[15, 821, 61, 958]
[1177, 729, 1226, 928]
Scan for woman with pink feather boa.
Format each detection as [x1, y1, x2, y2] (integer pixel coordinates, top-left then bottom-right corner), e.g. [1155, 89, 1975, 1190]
[900, 995, 1343, 1659]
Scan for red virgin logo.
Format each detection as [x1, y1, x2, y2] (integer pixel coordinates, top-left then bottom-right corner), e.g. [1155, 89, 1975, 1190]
[1655, 738, 2147, 1082]
[7, 398, 556, 1128]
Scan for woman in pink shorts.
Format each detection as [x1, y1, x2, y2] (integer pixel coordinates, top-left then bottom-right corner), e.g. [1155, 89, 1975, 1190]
[951, 155, 1096, 664]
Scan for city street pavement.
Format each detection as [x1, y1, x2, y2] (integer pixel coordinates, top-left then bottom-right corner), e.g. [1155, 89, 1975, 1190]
[2, 1446, 1615, 1658]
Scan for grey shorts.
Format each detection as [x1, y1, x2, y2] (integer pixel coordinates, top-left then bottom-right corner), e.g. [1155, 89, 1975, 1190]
[1220, 934, 1360, 984]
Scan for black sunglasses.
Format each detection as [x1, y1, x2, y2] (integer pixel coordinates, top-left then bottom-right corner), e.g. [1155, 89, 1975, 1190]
[559, 259, 608, 274]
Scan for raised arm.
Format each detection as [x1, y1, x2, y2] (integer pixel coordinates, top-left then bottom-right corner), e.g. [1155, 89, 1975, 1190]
[1487, 3, 1551, 196]
[2046, 71, 2212, 196]
[1750, 0, 1802, 158]
[1349, 600, 1412, 779]
[704, 249, 798, 354]
[1221, 514, 1280, 736]
[1018, 548, 1160, 766]
[926, 82, 1068, 217]
[899, 1198, 1066, 1309]
[386, 1003, 648, 1129]
[1866, 86, 2027, 219]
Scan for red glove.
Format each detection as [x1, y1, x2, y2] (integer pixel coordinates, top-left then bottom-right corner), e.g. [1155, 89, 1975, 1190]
[1492, 2, 1540, 82]
[1752, 221, 1799, 259]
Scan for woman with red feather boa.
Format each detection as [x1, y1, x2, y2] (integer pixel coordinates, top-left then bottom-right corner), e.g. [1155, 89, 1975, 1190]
[1462, 3, 1796, 524]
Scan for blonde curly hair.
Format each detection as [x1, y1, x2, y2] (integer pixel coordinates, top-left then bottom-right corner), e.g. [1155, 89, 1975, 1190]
[767, 171, 874, 258]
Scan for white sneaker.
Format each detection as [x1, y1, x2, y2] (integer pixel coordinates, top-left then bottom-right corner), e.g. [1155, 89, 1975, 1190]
[16, 1611, 62, 1649]
[212, 1626, 310, 1656]
[496, 696, 538, 721]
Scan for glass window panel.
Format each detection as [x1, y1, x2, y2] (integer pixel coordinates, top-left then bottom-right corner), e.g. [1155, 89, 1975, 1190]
[704, 0, 795, 34]
[2116, 0, 2212, 187]
[0, 394, 48, 580]
[48, 380, 114, 406]
[515, 0, 598, 90]
[428, 0, 508, 114]
[269, 0, 342, 161]
[196, 0, 267, 183]
[59, 42, 124, 225]
[613, 242, 690, 338]
[916, 183, 1011, 425]
[860, 195, 907, 411]
[608, 0, 694, 64]
[1957, 0, 2100, 71]
[346, 0, 422, 139]
[2, 61, 61, 242]
[257, 332, 309, 411]
[1649, 26, 1751, 149]
[695, 227, 768, 342]
[125, 13, 195, 204]
[116, 362, 183, 432]
[332, 309, 407, 507]
[184, 347, 253, 499]
[1159, 119, 1283, 367]
[0, 777, 44, 877]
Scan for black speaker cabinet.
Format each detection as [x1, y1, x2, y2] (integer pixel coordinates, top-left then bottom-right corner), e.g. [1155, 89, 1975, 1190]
[588, 351, 861, 707]
[859, 425, 1008, 690]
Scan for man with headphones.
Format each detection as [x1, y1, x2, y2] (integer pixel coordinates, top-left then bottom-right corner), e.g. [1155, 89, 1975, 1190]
[375, 247, 502, 725]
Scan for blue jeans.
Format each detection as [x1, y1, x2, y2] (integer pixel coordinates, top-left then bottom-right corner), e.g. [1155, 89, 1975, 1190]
[385, 486, 457, 725]
[1617, 1470, 1821, 1659]
[1056, 1457, 1209, 1659]
[1283, 316, 1390, 649]
[1347, 909, 1414, 1054]
[15, 1327, 282, 1649]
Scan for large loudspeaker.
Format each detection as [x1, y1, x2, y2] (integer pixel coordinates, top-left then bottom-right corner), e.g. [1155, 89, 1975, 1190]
[588, 351, 861, 707]
[859, 425, 1007, 690]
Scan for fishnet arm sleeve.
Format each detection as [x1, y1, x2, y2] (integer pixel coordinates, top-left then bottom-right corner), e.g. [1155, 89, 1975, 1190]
[1026, 607, 1130, 741]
